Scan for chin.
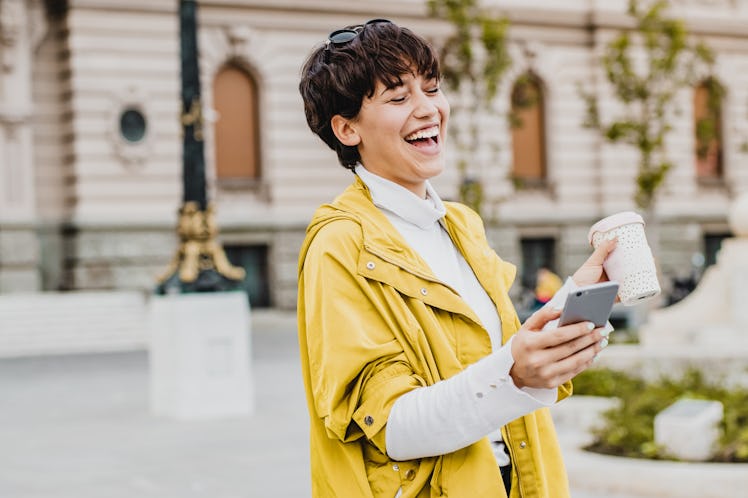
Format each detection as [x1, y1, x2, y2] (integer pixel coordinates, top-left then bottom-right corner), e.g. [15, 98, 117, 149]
[423, 161, 445, 178]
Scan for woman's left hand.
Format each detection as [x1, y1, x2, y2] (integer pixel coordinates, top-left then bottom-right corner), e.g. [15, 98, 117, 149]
[572, 237, 617, 287]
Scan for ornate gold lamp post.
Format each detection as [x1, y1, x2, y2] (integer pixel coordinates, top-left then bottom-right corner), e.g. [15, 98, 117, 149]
[157, 0, 244, 293]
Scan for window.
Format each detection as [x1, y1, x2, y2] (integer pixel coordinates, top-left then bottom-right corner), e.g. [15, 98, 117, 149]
[119, 107, 147, 143]
[213, 65, 260, 181]
[693, 79, 724, 180]
[510, 74, 547, 185]
[520, 237, 556, 291]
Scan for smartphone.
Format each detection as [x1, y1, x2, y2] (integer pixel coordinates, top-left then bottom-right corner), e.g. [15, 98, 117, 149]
[558, 281, 619, 327]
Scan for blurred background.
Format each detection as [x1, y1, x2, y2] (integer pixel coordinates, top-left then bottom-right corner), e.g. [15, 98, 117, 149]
[1, 0, 748, 497]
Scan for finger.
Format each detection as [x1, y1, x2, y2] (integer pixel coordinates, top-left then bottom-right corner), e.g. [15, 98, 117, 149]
[541, 342, 601, 386]
[522, 305, 561, 331]
[552, 326, 603, 362]
[566, 342, 601, 375]
[586, 237, 617, 266]
[539, 321, 598, 354]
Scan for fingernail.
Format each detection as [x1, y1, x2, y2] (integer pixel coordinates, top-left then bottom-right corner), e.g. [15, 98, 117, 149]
[586, 322, 595, 331]
[601, 329, 611, 338]
[593, 354, 600, 363]
[600, 338, 609, 348]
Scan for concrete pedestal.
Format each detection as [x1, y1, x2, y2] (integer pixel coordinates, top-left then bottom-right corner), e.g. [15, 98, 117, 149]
[148, 291, 254, 419]
[654, 399, 723, 461]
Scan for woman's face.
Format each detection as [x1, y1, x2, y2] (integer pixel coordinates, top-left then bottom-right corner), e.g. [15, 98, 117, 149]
[340, 72, 449, 197]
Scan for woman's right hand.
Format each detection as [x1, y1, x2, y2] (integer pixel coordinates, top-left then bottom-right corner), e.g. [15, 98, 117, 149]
[509, 306, 604, 389]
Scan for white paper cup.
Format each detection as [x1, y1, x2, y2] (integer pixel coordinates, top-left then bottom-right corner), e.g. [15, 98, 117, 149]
[588, 211, 661, 306]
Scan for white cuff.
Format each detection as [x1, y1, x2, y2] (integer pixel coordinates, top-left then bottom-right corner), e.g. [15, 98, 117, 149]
[386, 340, 556, 461]
[468, 336, 557, 409]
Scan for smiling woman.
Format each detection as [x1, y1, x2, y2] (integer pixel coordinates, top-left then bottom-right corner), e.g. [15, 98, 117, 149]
[296, 19, 618, 498]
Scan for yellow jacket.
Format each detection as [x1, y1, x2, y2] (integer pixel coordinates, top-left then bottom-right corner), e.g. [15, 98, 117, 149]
[298, 177, 571, 497]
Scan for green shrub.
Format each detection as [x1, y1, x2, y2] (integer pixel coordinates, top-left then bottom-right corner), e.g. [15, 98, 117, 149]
[572, 368, 748, 462]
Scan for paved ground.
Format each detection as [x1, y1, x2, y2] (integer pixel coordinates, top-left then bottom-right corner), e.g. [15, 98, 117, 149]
[0, 309, 735, 498]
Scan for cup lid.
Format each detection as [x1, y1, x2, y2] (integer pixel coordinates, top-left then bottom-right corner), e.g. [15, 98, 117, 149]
[587, 211, 645, 244]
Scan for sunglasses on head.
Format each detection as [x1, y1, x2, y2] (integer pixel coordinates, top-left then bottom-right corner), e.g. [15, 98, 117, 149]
[325, 19, 392, 50]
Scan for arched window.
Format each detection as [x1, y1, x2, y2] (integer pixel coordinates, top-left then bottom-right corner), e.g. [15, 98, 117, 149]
[693, 78, 723, 179]
[510, 73, 546, 185]
[213, 65, 260, 181]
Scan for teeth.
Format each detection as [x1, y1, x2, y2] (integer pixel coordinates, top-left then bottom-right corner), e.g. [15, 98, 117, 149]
[405, 126, 439, 141]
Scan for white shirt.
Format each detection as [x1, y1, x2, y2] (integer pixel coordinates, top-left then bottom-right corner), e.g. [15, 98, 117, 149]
[354, 165, 557, 465]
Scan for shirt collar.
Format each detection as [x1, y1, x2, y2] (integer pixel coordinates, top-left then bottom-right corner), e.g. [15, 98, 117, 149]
[355, 164, 446, 230]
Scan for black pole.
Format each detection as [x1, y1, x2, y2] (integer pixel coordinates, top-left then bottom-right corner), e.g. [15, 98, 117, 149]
[180, 0, 207, 210]
[155, 0, 245, 294]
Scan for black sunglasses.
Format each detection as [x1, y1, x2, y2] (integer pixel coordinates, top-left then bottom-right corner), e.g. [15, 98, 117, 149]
[325, 19, 392, 50]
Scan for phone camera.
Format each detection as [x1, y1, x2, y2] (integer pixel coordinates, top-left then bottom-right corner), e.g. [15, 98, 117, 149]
[576, 291, 582, 297]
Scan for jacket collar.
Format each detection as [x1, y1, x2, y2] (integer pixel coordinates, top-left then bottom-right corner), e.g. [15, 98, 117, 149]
[354, 164, 446, 230]
[329, 177, 436, 275]
[303, 176, 508, 287]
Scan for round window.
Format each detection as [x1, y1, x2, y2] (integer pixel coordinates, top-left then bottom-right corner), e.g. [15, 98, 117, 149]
[119, 108, 147, 143]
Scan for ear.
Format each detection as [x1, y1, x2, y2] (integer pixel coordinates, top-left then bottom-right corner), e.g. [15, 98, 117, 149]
[331, 114, 361, 147]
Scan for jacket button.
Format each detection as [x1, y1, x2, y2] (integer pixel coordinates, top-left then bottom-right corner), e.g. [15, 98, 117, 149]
[392, 464, 399, 471]
[420, 288, 428, 296]
[364, 415, 374, 426]
[366, 261, 375, 270]
[405, 469, 416, 480]
[519, 441, 527, 449]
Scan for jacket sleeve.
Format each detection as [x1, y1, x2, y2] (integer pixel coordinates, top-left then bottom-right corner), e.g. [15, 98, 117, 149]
[300, 218, 426, 454]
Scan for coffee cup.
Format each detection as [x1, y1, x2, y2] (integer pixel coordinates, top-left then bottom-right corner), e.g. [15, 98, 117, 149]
[588, 211, 661, 306]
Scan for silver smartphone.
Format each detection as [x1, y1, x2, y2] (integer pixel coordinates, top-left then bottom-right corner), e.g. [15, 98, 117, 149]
[558, 281, 619, 327]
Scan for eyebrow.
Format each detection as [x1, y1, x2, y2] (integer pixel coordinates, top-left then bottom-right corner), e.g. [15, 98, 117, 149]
[378, 74, 417, 96]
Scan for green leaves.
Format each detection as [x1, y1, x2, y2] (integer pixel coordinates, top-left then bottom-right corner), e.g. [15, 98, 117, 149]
[694, 77, 726, 159]
[605, 121, 638, 142]
[428, 0, 511, 100]
[576, 367, 748, 462]
[428, 0, 512, 213]
[458, 176, 484, 214]
[480, 17, 511, 101]
[581, 0, 723, 209]
[636, 161, 671, 208]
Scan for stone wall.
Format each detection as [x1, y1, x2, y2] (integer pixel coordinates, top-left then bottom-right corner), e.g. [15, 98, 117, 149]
[0, 223, 40, 292]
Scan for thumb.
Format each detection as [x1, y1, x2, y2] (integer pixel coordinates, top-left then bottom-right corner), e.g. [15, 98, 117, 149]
[586, 237, 617, 266]
[523, 305, 561, 331]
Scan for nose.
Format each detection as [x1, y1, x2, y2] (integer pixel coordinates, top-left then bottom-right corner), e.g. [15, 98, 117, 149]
[412, 89, 438, 118]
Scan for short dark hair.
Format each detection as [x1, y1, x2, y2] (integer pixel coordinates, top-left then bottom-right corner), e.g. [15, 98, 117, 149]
[298, 21, 440, 170]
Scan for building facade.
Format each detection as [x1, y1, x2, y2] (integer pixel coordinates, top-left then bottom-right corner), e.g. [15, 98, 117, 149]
[1, 0, 747, 309]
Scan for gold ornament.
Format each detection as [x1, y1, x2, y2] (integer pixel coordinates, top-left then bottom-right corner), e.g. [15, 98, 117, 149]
[157, 201, 245, 284]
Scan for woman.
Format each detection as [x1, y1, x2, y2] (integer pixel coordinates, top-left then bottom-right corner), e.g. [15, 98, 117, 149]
[297, 20, 615, 498]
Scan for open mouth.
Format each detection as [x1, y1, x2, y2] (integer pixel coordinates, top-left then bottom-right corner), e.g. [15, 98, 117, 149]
[404, 125, 440, 149]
